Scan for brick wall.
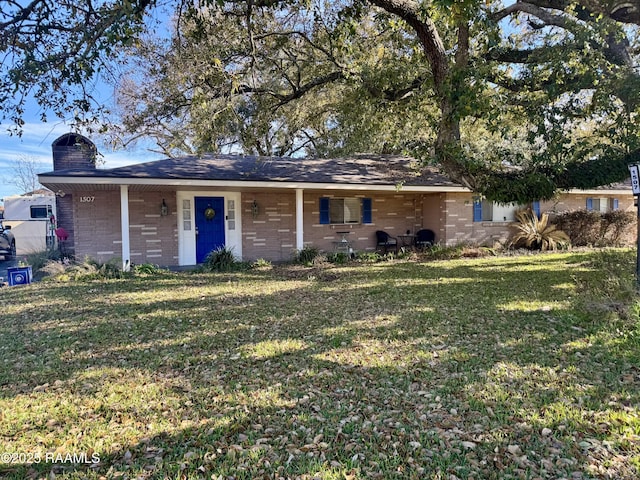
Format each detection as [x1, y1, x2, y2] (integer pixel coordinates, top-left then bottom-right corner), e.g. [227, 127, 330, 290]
[541, 193, 634, 214]
[128, 191, 179, 266]
[55, 195, 75, 255]
[242, 192, 296, 261]
[303, 192, 415, 255]
[422, 194, 445, 243]
[52, 134, 97, 256]
[73, 191, 122, 263]
[441, 191, 635, 247]
[72, 190, 179, 265]
[442, 192, 515, 246]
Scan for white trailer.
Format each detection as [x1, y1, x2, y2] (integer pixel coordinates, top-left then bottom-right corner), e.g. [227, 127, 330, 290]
[2, 193, 56, 254]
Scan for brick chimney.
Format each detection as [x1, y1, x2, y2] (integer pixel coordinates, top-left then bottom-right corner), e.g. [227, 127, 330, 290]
[51, 133, 98, 256]
[52, 133, 97, 171]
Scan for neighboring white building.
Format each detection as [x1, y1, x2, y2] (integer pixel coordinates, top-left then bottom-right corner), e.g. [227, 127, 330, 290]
[2, 190, 56, 254]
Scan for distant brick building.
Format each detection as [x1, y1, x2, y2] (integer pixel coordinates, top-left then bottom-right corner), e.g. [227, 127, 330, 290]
[38, 133, 634, 267]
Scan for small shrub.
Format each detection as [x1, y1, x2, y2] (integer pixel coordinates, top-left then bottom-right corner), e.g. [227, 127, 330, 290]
[511, 209, 570, 251]
[355, 252, 383, 263]
[553, 210, 602, 246]
[204, 246, 240, 272]
[132, 263, 167, 275]
[40, 257, 126, 282]
[85, 258, 126, 279]
[293, 245, 320, 265]
[24, 249, 63, 272]
[423, 243, 466, 260]
[326, 252, 350, 264]
[554, 209, 635, 247]
[252, 258, 272, 269]
[600, 210, 636, 246]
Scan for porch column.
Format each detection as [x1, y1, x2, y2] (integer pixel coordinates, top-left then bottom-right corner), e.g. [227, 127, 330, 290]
[120, 185, 131, 271]
[295, 188, 304, 251]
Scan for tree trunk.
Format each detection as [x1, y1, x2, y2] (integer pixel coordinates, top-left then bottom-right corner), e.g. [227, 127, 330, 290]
[368, 0, 474, 187]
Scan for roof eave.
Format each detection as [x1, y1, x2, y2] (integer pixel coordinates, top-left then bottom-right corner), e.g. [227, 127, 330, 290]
[37, 175, 469, 192]
[567, 188, 632, 195]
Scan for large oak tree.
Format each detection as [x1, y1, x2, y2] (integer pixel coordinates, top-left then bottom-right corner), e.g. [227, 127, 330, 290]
[2, 0, 640, 202]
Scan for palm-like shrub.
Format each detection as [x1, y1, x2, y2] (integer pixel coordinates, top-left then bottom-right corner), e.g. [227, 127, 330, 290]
[511, 209, 570, 251]
[204, 246, 238, 271]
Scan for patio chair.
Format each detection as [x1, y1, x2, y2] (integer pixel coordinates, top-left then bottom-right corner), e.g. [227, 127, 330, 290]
[414, 229, 435, 249]
[376, 230, 398, 253]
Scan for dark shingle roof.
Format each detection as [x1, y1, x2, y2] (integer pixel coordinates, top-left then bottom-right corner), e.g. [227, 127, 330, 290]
[39, 153, 461, 187]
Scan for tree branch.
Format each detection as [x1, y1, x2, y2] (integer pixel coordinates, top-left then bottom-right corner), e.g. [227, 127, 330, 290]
[367, 0, 448, 88]
[491, 2, 577, 30]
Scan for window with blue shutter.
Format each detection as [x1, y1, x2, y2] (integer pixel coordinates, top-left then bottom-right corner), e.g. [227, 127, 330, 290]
[362, 198, 372, 224]
[586, 198, 593, 211]
[532, 200, 541, 218]
[319, 197, 330, 224]
[473, 200, 482, 222]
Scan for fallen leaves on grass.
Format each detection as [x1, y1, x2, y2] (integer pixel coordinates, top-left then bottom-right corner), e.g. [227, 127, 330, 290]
[0, 251, 639, 479]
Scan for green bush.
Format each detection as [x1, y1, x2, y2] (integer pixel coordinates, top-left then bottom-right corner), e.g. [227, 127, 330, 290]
[326, 252, 350, 264]
[355, 251, 383, 263]
[132, 263, 168, 275]
[554, 209, 635, 246]
[203, 246, 241, 272]
[421, 242, 494, 260]
[252, 258, 272, 269]
[293, 245, 320, 265]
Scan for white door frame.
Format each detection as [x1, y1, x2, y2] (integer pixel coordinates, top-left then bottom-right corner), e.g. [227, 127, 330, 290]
[177, 191, 242, 265]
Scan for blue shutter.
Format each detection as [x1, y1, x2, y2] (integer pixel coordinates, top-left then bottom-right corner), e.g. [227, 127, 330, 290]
[532, 200, 541, 218]
[613, 198, 619, 211]
[319, 197, 330, 224]
[362, 198, 372, 224]
[473, 200, 482, 222]
[586, 198, 593, 211]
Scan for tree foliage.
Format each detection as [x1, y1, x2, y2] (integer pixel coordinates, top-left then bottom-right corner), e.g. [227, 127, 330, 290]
[2, 0, 640, 202]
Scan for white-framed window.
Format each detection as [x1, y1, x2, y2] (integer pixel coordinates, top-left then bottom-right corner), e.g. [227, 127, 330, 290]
[474, 200, 519, 222]
[182, 199, 192, 230]
[473, 200, 541, 222]
[227, 199, 236, 230]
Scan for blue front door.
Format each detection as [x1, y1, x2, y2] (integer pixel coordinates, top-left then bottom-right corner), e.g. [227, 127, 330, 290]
[195, 196, 226, 263]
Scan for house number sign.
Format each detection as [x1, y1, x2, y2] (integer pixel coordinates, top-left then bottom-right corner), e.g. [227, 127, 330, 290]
[79, 196, 95, 203]
[629, 165, 640, 195]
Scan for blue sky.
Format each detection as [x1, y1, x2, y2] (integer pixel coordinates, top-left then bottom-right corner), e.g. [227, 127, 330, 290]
[0, 7, 174, 204]
[0, 118, 162, 203]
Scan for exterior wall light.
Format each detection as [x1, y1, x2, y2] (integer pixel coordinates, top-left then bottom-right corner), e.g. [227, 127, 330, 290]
[251, 200, 259, 218]
[161, 199, 169, 216]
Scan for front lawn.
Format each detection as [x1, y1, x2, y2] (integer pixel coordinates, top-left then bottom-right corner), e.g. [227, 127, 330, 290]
[0, 250, 639, 479]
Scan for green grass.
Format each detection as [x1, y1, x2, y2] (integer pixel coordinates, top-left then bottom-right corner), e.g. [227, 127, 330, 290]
[1, 250, 639, 479]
